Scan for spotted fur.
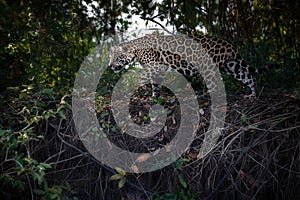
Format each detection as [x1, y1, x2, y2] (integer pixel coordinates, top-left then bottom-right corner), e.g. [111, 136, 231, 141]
[109, 34, 278, 97]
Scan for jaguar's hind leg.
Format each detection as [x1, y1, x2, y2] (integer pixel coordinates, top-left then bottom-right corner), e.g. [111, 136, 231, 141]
[223, 60, 257, 98]
[235, 73, 257, 98]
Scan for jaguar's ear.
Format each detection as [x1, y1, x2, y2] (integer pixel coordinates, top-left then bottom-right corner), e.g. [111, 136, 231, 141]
[114, 46, 122, 51]
[114, 46, 128, 53]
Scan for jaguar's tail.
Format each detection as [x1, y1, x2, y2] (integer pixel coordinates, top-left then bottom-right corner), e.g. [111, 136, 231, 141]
[249, 63, 280, 74]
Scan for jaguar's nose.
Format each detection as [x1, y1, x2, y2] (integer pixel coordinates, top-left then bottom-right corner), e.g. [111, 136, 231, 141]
[110, 63, 122, 72]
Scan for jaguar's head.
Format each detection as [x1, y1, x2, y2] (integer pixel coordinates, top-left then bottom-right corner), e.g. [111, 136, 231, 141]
[109, 46, 135, 72]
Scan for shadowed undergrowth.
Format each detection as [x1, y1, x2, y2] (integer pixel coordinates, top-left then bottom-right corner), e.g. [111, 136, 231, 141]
[2, 91, 299, 200]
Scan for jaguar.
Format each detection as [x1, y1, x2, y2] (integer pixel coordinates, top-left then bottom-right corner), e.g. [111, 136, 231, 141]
[109, 33, 278, 98]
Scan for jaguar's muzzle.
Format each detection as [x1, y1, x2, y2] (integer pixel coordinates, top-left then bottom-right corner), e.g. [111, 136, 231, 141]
[109, 63, 123, 72]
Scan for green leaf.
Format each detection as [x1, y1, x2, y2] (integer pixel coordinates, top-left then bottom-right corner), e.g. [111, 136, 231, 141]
[24, 157, 33, 163]
[154, 97, 166, 104]
[13, 180, 25, 190]
[39, 162, 52, 169]
[57, 110, 66, 119]
[118, 177, 126, 189]
[169, 97, 176, 103]
[33, 172, 44, 185]
[178, 173, 187, 188]
[33, 189, 45, 195]
[41, 88, 53, 95]
[0, 129, 11, 136]
[29, 116, 42, 124]
[100, 112, 109, 117]
[115, 167, 126, 176]
[179, 158, 190, 163]
[48, 187, 58, 193]
[241, 113, 247, 122]
[110, 174, 122, 181]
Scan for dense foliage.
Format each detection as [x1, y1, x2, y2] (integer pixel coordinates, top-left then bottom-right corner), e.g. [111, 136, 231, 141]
[0, 0, 299, 199]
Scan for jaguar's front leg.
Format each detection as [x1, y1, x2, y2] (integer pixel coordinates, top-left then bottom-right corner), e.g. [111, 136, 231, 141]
[151, 81, 162, 98]
[138, 64, 165, 98]
[139, 73, 162, 97]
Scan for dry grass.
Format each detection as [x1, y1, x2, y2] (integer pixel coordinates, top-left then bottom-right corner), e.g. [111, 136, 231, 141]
[32, 92, 300, 200]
